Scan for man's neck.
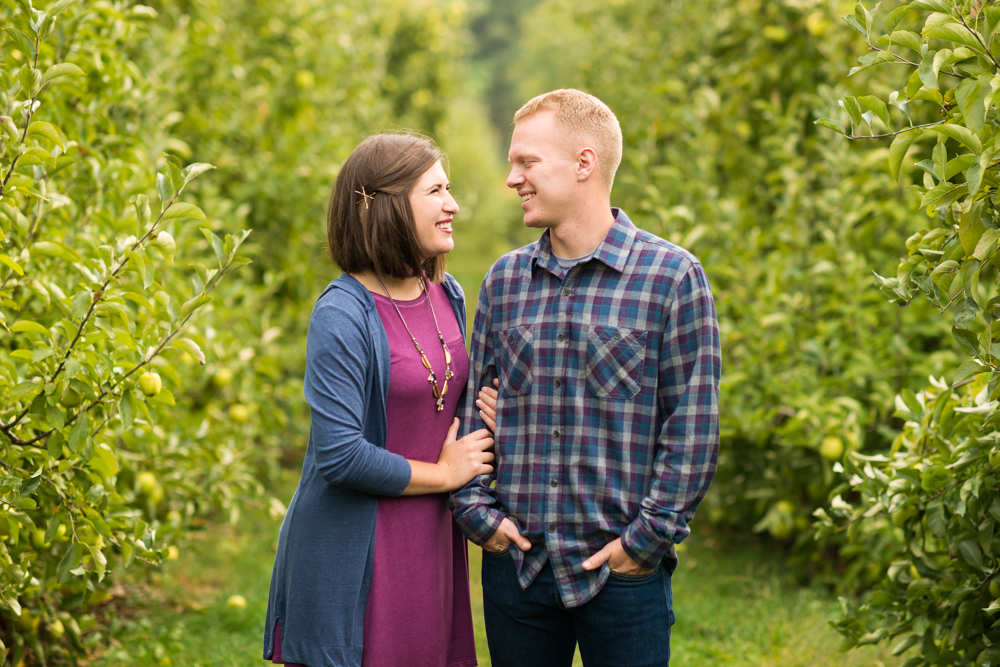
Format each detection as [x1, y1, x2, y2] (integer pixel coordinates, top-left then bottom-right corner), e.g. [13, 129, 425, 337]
[548, 205, 616, 258]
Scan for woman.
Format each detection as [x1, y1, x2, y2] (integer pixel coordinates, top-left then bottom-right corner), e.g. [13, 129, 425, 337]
[264, 134, 498, 667]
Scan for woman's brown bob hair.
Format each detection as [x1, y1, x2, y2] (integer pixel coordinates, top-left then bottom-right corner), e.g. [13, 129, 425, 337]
[328, 133, 446, 282]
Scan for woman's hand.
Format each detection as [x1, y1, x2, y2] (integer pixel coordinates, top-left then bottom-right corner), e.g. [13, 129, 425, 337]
[476, 378, 500, 431]
[436, 418, 494, 491]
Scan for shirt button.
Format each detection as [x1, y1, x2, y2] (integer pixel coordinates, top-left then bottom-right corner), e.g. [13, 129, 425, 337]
[509, 334, 514, 342]
[557, 333, 565, 342]
[550, 479, 558, 488]
[548, 525, 556, 533]
[554, 380, 561, 388]
[614, 332, 621, 340]
[562, 288, 570, 296]
[552, 428, 560, 437]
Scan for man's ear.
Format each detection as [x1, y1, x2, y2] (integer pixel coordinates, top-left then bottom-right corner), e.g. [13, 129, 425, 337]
[576, 147, 598, 182]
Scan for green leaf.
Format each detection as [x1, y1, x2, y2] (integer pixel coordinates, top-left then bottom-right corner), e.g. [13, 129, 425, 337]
[86, 543, 107, 580]
[919, 51, 939, 89]
[149, 387, 175, 406]
[56, 543, 81, 583]
[70, 290, 91, 319]
[43, 437, 66, 467]
[815, 118, 846, 135]
[180, 294, 211, 318]
[67, 412, 89, 453]
[883, 29, 924, 54]
[201, 227, 225, 261]
[924, 23, 987, 54]
[840, 96, 864, 128]
[952, 359, 989, 384]
[953, 327, 980, 355]
[41, 62, 83, 86]
[11, 320, 48, 335]
[891, 634, 919, 656]
[927, 123, 982, 153]
[183, 162, 215, 184]
[171, 337, 205, 364]
[10, 350, 33, 361]
[49, 0, 77, 16]
[859, 95, 891, 129]
[26, 120, 63, 148]
[18, 66, 41, 97]
[4, 28, 35, 58]
[156, 172, 175, 206]
[161, 202, 207, 222]
[912, 0, 952, 12]
[974, 228, 1000, 260]
[884, 5, 916, 33]
[119, 391, 135, 429]
[158, 160, 183, 201]
[843, 13, 868, 37]
[958, 539, 985, 570]
[889, 129, 923, 179]
[0, 254, 24, 276]
[955, 296, 978, 327]
[961, 74, 1000, 133]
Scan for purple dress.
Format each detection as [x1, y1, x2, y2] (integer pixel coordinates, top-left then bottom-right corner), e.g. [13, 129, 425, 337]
[272, 281, 476, 667]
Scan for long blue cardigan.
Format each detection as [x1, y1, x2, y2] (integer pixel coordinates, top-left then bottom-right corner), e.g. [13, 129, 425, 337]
[263, 273, 467, 667]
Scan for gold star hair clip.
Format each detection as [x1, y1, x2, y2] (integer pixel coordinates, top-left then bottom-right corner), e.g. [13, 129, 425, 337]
[355, 187, 376, 209]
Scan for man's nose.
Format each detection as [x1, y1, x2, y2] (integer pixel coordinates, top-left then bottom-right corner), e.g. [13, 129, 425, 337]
[506, 167, 522, 189]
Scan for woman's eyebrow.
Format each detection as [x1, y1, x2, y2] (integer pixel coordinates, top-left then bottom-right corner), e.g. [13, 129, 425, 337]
[425, 181, 450, 192]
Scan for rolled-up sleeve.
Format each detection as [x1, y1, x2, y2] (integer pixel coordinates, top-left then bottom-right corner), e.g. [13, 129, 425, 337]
[304, 298, 411, 496]
[620, 263, 721, 568]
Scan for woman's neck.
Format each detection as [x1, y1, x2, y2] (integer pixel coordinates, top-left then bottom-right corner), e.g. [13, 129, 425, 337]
[350, 269, 425, 301]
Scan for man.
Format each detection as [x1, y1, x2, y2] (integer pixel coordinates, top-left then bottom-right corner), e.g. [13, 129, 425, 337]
[449, 89, 720, 666]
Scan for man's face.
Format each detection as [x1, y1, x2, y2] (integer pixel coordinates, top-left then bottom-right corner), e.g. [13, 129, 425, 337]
[506, 111, 581, 229]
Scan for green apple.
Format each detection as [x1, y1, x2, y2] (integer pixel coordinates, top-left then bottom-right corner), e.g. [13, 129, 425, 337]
[226, 594, 247, 609]
[46, 618, 65, 639]
[820, 436, 844, 461]
[60, 388, 83, 408]
[891, 505, 918, 527]
[138, 371, 162, 397]
[30, 528, 49, 550]
[228, 404, 250, 423]
[212, 367, 234, 389]
[136, 472, 164, 504]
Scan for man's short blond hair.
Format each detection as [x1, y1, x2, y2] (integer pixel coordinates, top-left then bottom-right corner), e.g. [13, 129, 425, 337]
[514, 89, 623, 192]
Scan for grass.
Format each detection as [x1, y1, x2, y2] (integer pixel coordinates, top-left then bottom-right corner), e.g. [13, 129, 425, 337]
[89, 471, 902, 667]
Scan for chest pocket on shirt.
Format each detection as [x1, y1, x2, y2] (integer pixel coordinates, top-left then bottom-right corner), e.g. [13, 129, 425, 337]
[585, 326, 647, 400]
[498, 325, 533, 397]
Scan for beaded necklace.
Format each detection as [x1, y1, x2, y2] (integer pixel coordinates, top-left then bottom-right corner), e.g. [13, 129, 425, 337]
[374, 273, 453, 411]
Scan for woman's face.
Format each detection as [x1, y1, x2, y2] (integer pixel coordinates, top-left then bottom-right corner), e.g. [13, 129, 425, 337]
[409, 160, 459, 260]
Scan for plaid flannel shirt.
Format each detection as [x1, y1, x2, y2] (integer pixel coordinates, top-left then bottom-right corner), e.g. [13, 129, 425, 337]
[448, 209, 721, 608]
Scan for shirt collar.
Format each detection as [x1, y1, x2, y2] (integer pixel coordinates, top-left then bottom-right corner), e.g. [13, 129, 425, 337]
[532, 208, 636, 277]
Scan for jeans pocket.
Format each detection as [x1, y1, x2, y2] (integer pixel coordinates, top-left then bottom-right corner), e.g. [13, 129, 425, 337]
[498, 325, 533, 397]
[585, 326, 647, 400]
[482, 546, 510, 558]
[608, 563, 661, 582]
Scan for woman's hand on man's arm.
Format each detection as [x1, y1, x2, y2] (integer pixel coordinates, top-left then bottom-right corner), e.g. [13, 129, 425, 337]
[476, 378, 500, 431]
[402, 419, 494, 495]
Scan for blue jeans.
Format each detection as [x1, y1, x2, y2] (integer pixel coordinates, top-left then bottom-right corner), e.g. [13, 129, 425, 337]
[481, 550, 674, 667]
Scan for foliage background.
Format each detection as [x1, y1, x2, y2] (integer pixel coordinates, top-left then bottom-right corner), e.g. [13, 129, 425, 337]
[1, 0, 996, 664]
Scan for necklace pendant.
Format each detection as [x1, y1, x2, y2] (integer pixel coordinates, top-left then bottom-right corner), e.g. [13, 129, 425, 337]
[420, 354, 432, 371]
[436, 396, 445, 411]
[445, 369, 453, 380]
[427, 372, 435, 383]
[444, 347, 452, 364]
